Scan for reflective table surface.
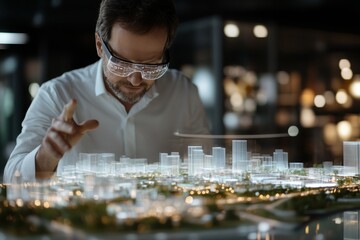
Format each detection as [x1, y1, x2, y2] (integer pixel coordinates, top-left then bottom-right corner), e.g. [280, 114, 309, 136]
[0, 210, 358, 240]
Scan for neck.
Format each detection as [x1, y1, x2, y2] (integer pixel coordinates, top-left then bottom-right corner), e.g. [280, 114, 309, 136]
[121, 101, 133, 113]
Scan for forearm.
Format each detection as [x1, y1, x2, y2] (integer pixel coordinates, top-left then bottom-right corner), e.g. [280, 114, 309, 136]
[35, 146, 60, 179]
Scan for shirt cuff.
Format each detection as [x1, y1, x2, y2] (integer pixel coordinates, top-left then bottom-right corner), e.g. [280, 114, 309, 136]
[20, 145, 40, 182]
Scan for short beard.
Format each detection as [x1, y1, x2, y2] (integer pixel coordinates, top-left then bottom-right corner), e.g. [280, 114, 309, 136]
[105, 78, 145, 104]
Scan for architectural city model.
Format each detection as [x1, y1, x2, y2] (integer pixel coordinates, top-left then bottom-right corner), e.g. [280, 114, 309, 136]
[2, 140, 360, 238]
[6, 140, 360, 202]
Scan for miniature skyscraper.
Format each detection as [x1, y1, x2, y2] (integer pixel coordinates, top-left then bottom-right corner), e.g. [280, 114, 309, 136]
[232, 140, 248, 173]
[273, 149, 288, 171]
[343, 141, 360, 175]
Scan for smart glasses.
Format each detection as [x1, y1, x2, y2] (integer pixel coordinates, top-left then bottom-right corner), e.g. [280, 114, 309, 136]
[100, 37, 169, 80]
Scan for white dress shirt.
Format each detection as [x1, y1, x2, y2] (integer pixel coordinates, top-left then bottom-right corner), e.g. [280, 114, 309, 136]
[4, 60, 210, 183]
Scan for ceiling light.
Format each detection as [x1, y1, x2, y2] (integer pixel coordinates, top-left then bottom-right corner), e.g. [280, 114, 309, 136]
[0, 32, 29, 45]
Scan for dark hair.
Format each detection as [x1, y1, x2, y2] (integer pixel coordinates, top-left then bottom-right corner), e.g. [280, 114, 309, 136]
[95, 0, 178, 48]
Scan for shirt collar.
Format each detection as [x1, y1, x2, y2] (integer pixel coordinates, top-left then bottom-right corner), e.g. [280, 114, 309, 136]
[95, 59, 107, 96]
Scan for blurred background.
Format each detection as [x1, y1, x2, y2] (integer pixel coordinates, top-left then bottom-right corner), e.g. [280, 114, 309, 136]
[1, 0, 360, 175]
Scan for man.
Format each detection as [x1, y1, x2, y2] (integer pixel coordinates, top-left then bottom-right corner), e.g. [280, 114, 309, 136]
[4, 0, 210, 182]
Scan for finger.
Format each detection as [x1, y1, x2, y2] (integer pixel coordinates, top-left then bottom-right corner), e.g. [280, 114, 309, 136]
[42, 139, 63, 159]
[46, 130, 71, 154]
[52, 119, 75, 134]
[60, 99, 77, 122]
[68, 120, 99, 146]
[48, 130, 71, 151]
[78, 119, 99, 134]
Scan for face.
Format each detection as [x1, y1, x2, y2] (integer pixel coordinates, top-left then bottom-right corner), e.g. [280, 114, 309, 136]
[96, 24, 168, 105]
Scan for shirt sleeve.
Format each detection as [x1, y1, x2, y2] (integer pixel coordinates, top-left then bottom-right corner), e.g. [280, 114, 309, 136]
[3, 84, 63, 183]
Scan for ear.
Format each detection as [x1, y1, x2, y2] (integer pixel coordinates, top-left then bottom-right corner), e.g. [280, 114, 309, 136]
[95, 32, 103, 58]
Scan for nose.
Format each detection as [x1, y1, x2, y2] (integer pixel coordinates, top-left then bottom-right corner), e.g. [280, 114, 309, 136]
[128, 72, 143, 86]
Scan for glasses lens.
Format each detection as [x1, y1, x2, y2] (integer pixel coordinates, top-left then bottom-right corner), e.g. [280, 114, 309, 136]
[107, 56, 168, 80]
[107, 57, 133, 77]
[140, 64, 168, 80]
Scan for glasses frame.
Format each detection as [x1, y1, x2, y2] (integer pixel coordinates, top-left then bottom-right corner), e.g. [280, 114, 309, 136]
[100, 37, 170, 80]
